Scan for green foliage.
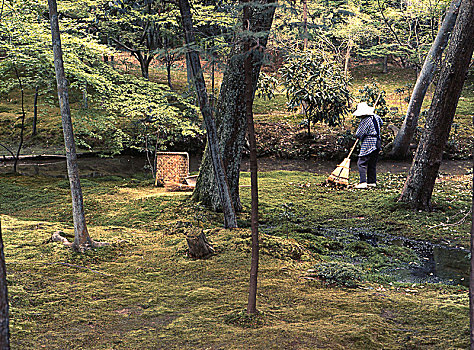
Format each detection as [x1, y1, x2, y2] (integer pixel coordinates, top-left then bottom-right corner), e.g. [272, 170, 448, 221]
[310, 261, 364, 288]
[256, 72, 279, 100]
[281, 50, 351, 129]
[358, 82, 388, 117]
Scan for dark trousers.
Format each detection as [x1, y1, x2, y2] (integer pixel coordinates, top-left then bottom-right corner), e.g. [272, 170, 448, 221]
[357, 150, 379, 184]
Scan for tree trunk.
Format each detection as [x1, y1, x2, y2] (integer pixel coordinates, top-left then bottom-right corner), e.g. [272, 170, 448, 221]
[389, 0, 462, 159]
[0, 221, 10, 350]
[178, 0, 238, 228]
[33, 86, 39, 136]
[470, 133, 474, 350]
[344, 39, 353, 78]
[82, 82, 88, 109]
[166, 57, 173, 89]
[186, 52, 193, 91]
[13, 66, 25, 174]
[136, 52, 151, 80]
[398, 0, 474, 210]
[382, 55, 388, 73]
[192, 0, 277, 212]
[302, 0, 308, 49]
[243, 0, 260, 315]
[48, 0, 94, 251]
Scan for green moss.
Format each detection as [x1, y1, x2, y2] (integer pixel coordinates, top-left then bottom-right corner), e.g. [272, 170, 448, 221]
[0, 168, 471, 349]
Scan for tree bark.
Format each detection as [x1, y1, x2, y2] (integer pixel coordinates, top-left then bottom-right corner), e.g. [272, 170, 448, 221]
[382, 55, 388, 73]
[166, 57, 173, 89]
[0, 221, 10, 350]
[134, 52, 154, 80]
[344, 38, 353, 78]
[192, 0, 277, 212]
[389, 0, 462, 159]
[185, 52, 193, 91]
[48, 0, 94, 251]
[302, 0, 308, 49]
[243, 0, 260, 315]
[186, 231, 214, 259]
[178, 0, 238, 228]
[398, 0, 474, 210]
[470, 131, 474, 350]
[12, 65, 25, 174]
[33, 86, 39, 136]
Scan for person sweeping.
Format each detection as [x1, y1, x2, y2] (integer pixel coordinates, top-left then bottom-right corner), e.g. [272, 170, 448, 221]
[353, 102, 383, 189]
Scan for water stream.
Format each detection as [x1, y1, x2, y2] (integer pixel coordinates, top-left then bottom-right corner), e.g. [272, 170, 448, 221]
[318, 227, 470, 286]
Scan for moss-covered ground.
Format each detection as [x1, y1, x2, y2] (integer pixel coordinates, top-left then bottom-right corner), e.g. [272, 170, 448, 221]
[0, 168, 471, 349]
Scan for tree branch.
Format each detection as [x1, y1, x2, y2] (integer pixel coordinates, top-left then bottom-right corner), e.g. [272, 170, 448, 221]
[110, 37, 138, 54]
[0, 143, 14, 158]
[376, 0, 413, 51]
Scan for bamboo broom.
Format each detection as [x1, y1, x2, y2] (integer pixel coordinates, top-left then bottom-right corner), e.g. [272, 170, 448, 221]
[326, 139, 359, 186]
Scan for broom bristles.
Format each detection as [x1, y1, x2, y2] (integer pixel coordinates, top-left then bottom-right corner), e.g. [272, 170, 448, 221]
[326, 158, 351, 186]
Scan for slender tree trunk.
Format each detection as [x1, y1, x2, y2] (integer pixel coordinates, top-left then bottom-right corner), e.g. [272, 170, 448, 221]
[382, 55, 388, 73]
[470, 132, 474, 350]
[48, 0, 94, 251]
[82, 82, 88, 109]
[302, 0, 308, 49]
[12, 65, 25, 174]
[398, 0, 474, 210]
[211, 54, 215, 110]
[389, 0, 462, 159]
[178, 0, 237, 228]
[243, 0, 260, 315]
[344, 38, 353, 78]
[0, 220, 10, 350]
[166, 57, 173, 89]
[33, 86, 39, 136]
[192, 0, 277, 212]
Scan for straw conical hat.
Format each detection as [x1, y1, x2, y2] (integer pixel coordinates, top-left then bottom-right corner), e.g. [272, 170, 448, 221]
[353, 102, 375, 117]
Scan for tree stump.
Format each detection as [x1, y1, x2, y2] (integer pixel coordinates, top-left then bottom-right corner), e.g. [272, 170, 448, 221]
[186, 231, 214, 259]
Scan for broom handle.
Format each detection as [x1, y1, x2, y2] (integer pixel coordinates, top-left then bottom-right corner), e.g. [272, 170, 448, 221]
[347, 139, 359, 158]
[347, 92, 382, 159]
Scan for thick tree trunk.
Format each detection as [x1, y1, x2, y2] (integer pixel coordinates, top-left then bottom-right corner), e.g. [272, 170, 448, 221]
[33, 86, 39, 136]
[192, 0, 277, 212]
[136, 53, 152, 80]
[0, 221, 10, 350]
[398, 0, 474, 210]
[243, 1, 260, 315]
[48, 0, 94, 251]
[178, 0, 238, 228]
[186, 52, 193, 91]
[389, 0, 462, 159]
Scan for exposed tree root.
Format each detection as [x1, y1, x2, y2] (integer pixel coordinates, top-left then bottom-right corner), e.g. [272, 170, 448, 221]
[51, 231, 110, 252]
